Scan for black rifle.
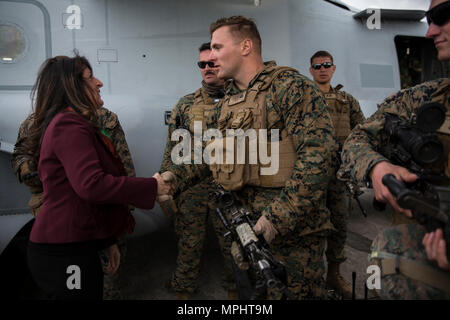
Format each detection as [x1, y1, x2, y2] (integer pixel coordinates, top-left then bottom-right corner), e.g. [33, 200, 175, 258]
[211, 181, 297, 300]
[346, 182, 367, 217]
[374, 102, 450, 258]
[336, 140, 367, 218]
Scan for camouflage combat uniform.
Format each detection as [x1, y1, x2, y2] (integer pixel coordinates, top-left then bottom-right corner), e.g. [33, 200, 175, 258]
[160, 82, 234, 294]
[11, 107, 136, 300]
[339, 78, 450, 299]
[323, 85, 365, 265]
[164, 61, 337, 299]
[371, 224, 450, 299]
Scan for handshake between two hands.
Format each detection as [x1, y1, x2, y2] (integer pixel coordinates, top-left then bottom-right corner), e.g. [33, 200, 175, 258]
[151, 171, 279, 245]
[153, 171, 177, 201]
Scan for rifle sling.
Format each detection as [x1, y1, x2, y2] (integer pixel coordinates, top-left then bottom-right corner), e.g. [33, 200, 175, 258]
[378, 254, 450, 294]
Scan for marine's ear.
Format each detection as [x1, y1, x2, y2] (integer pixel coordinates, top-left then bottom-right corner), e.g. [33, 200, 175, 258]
[240, 38, 253, 56]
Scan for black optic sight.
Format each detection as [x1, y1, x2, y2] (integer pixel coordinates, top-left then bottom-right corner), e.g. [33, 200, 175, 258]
[384, 102, 446, 166]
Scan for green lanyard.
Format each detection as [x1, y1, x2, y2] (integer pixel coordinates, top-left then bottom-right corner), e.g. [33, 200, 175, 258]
[101, 128, 111, 139]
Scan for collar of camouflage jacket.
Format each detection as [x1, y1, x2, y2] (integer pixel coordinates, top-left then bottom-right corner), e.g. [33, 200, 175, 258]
[431, 78, 449, 105]
[224, 60, 278, 95]
[201, 80, 225, 100]
[321, 84, 343, 95]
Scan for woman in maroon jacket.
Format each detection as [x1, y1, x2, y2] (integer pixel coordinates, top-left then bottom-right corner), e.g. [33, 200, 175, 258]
[23, 55, 172, 300]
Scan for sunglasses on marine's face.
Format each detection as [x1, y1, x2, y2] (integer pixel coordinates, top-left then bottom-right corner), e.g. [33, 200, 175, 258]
[311, 62, 333, 70]
[197, 61, 215, 69]
[426, 1, 450, 26]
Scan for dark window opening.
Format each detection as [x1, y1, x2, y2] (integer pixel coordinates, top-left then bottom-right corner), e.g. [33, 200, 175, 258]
[395, 35, 450, 89]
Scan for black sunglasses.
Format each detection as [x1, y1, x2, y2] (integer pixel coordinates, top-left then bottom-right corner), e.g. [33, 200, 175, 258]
[311, 62, 333, 70]
[425, 1, 450, 26]
[197, 61, 215, 69]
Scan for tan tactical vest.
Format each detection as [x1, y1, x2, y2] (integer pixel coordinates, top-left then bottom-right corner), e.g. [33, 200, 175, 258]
[189, 88, 218, 134]
[160, 88, 219, 219]
[324, 84, 351, 144]
[209, 66, 298, 191]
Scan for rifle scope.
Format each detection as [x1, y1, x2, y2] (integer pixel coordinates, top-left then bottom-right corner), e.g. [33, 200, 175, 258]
[384, 102, 446, 166]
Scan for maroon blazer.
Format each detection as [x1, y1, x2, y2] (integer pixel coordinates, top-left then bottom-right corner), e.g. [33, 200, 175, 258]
[30, 111, 157, 244]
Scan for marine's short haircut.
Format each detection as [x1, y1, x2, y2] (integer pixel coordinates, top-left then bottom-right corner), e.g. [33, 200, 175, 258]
[199, 42, 211, 52]
[209, 15, 262, 54]
[310, 50, 334, 65]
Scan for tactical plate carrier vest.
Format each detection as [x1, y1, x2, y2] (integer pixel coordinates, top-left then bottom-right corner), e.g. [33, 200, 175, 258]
[324, 84, 351, 144]
[189, 88, 218, 134]
[210, 66, 298, 191]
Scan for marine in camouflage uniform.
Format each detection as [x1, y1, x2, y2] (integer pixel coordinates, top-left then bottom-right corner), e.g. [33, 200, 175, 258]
[223, 61, 337, 300]
[339, 78, 450, 299]
[309, 51, 366, 297]
[160, 80, 236, 298]
[322, 85, 365, 296]
[11, 106, 135, 300]
[166, 60, 338, 299]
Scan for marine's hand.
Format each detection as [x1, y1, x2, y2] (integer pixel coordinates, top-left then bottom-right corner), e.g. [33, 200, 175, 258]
[161, 171, 177, 194]
[105, 244, 120, 275]
[370, 161, 418, 218]
[423, 229, 450, 271]
[153, 172, 174, 196]
[253, 215, 279, 244]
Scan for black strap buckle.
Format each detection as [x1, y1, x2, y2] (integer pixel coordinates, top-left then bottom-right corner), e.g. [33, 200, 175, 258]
[395, 255, 400, 274]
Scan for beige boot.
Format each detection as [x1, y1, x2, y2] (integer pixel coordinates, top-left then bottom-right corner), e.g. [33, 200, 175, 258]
[165, 279, 191, 300]
[175, 291, 191, 300]
[326, 262, 353, 299]
[227, 289, 239, 300]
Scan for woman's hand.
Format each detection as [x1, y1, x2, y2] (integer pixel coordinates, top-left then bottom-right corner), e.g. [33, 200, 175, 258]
[105, 244, 121, 275]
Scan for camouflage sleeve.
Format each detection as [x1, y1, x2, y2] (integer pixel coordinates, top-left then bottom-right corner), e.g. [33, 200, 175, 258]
[346, 92, 366, 130]
[11, 113, 36, 181]
[109, 120, 136, 177]
[160, 97, 189, 173]
[340, 81, 440, 184]
[160, 95, 210, 192]
[98, 107, 136, 177]
[262, 73, 337, 236]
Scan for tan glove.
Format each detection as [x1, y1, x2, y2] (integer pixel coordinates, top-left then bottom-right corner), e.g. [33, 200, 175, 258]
[231, 241, 249, 270]
[28, 193, 43, 217]
[20, 161, 42, 187]
[253, 215, 279, 244]
[153, 171, 177, 196]
[156, 171, 179, 220]
[161, 171, 177, 195]
[161, 171, 177, 184]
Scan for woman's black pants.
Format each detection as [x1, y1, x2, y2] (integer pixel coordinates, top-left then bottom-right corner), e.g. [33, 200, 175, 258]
[27, 241, 104, 300]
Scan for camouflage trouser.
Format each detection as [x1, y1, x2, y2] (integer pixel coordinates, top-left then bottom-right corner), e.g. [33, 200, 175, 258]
[370, 224, 450, 299]
[237, 186, 328, 300]
[99, 236, 128, 300]
[172, 178, 234, 293]
[326, 178, 349, 264]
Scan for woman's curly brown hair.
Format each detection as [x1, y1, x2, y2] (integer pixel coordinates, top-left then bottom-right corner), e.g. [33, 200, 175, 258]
[23, 53, 101, 163]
